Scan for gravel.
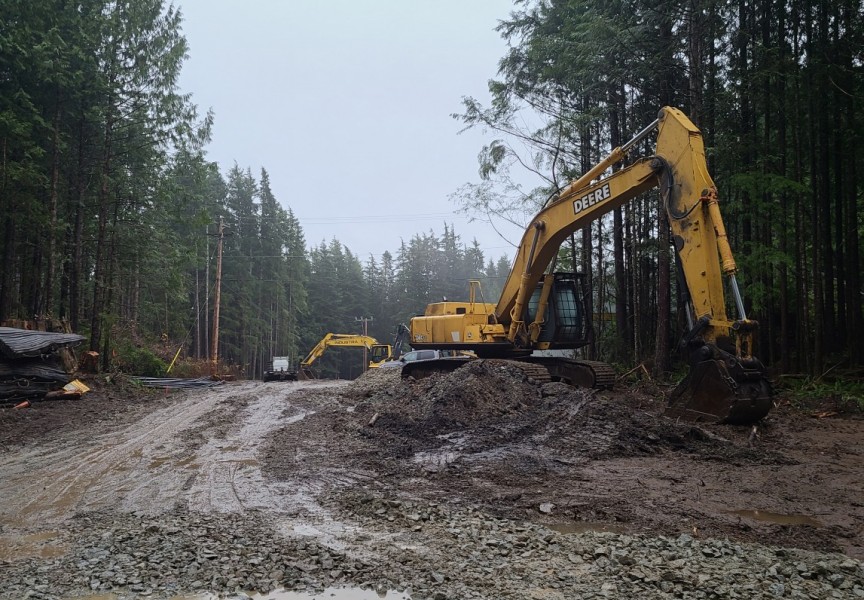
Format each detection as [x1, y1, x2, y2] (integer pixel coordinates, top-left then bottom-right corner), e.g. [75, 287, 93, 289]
[1, 501, 861, 599]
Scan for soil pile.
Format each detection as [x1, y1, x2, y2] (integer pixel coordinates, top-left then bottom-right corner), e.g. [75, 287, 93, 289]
[349, 360, 789, 465]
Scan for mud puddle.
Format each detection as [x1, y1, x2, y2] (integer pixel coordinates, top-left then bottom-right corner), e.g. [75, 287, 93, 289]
[727, 509, 824, 527]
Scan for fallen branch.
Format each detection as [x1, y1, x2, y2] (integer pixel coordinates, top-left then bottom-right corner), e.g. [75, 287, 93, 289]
[618, 363, 652, 381]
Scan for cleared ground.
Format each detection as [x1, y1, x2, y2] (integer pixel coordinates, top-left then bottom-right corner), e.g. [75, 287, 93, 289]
[0, 365, 861, 599]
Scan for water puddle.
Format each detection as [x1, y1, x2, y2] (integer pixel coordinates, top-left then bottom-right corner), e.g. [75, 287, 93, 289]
[173, 587, 410, 599]
[292, 523, 325, 537]
[285, 412, 309, 425]
[726, 509, 823, 527]
[547, 522, 629, 535]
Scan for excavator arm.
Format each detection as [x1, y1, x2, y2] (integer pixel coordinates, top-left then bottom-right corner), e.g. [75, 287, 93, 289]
[391, 324, 410, 359]
[299, 334, 382, 368]
[501, 108, 740, 343]
[498, 157, 657, 345]
[495, 107, 772, 422]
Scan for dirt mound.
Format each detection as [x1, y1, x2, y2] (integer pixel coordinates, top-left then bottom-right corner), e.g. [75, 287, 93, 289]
[344, 366, 402, 399]
[347, 360, 789, 465]
[363, 360, 541, 435]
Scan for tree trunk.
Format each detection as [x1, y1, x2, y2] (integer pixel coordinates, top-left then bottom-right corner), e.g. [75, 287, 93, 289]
[0, 137, 14, 321]
[44, 103, 61, 317]
[687, 0, 706, 125]
[777, 3, 790, 373]
[90, 113, 113, 353]
[610, 91, 629, 361]
[840, 0, 861, 364]
[654, 10, 674, 379]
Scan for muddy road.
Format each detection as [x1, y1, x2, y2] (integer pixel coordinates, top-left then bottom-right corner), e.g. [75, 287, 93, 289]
[0, 368, 862, 599]
[0, 381, 345, 539]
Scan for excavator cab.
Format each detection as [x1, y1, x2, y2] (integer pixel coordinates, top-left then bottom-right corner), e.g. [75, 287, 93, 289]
[369, 344, 392, 367]
[525, 273, 589, 348]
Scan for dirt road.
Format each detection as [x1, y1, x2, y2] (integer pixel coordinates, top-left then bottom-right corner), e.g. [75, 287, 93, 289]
[0, 381, 346, 538]
[0, 369, 862, 599]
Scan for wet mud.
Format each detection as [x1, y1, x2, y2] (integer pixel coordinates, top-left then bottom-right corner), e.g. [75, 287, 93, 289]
[266, 362, 864, 559]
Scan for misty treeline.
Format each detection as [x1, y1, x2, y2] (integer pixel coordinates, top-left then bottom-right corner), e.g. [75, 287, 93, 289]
[1, 0, 862, 380]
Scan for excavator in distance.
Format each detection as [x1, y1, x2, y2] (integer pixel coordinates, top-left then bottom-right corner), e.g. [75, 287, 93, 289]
[297, 325, 409, 380]
[407, 107, 773, 425]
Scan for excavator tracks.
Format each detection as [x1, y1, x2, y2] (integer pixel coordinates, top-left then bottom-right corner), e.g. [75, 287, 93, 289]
[402, 357, 553, 385]
[526, 357, 616, 390]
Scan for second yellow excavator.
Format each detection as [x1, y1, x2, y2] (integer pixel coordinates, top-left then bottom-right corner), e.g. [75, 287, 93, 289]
[297, 325, 409, 380]
[407, 107, 772, 424]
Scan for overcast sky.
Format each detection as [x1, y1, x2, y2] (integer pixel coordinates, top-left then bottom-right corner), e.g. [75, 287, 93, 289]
[176, 0, 530, 264]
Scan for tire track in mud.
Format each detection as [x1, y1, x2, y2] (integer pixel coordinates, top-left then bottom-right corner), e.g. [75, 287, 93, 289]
[0, 381, 336, 528]
[184, 388, 324, 514]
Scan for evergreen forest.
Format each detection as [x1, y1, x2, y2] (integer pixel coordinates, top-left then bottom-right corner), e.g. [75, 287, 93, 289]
[0, 0, 862, 384]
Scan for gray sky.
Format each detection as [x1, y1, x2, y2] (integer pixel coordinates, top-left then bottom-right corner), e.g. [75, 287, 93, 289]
[176, 0, 529, 264]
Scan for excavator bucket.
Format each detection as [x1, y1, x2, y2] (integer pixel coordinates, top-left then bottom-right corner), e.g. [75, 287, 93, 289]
[665, 347, 773, 424]
[297, 368, 316, 381]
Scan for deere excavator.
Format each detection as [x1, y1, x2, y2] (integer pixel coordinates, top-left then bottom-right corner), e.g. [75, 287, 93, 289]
[407, 107, 773, 425]
[297, 325, 409, 380]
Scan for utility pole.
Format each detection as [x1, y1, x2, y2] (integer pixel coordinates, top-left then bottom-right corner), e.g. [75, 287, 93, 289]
[210, 217, 224, 377]
[355, 316, 373, 372]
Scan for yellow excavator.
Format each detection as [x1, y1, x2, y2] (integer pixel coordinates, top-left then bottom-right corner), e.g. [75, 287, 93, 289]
[407, 107, 772, 424]
[297, 326, 409, 380]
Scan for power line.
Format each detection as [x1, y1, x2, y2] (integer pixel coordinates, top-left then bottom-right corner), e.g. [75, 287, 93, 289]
[298, 213, 468, 225]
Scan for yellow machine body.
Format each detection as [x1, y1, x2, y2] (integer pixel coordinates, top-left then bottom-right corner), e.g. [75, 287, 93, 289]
[408, 107, 772, 424]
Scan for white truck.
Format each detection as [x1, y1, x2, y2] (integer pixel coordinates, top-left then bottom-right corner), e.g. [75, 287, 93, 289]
[263, 356, 297, 382]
